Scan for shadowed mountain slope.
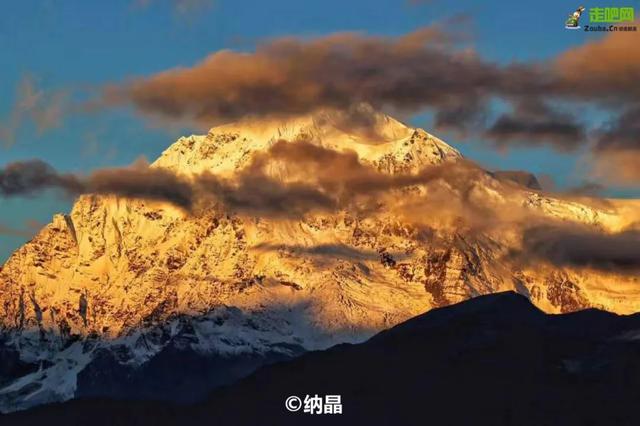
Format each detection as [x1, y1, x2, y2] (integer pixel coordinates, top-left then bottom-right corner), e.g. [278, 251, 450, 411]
[5, 291, 640, 425]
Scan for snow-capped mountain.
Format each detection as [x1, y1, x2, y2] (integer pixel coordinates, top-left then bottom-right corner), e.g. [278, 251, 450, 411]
[0, 108, 638, 412]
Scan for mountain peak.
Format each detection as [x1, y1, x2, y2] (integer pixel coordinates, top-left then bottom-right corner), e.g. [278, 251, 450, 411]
[152, 108, 461, 176]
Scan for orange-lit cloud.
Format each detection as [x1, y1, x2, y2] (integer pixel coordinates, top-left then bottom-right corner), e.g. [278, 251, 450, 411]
[99, 26, 502, 129]
[555, 29, 640, 100]
[98, 24, 634, 152]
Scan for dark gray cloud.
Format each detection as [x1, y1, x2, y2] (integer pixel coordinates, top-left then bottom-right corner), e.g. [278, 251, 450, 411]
[0, 159, 194, 210]
[588, 106, 640, 185]
[0, 139, 490, 219]
[198, 173, 337, 218]
[522, 224, 640, 272]
[198, 139, 486, 218]
[88, 161, 196, 209]
[0, 155, 336, 218]
[0, 160, 83, 197]
[486, 100, 586, 151]
[254, 139, 485, 200]
[433, 100, 489, 135]
[595, 106, 640, 152]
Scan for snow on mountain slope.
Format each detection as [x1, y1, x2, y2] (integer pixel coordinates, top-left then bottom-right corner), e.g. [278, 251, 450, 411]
[152, 108, 460, 176]
[0, 108, 638, 412]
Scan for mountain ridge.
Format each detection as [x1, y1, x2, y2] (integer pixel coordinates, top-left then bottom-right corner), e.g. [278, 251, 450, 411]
[5, 291, 640, 426]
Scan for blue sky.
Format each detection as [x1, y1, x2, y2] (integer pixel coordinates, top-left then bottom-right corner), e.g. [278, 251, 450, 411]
[1, 0, 638, 261]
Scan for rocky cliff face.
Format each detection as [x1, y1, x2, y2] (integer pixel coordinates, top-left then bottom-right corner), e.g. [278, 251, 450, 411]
[0, 110, 638, 411]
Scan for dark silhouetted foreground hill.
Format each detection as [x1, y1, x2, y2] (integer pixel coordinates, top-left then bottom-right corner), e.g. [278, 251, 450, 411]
[5, 292, 640, 425]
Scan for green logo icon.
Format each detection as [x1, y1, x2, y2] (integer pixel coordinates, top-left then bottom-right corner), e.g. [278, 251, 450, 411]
[565, 6, 586, 29]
